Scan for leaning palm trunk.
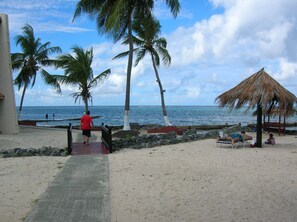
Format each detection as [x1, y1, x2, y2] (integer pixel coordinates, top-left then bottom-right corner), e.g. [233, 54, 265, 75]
[123, 19, 133, 131]
[19, 83, 28, 112]
[151, 54, 171, 126]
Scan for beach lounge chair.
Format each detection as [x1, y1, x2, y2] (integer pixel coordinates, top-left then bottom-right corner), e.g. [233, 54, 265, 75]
[216, 132, 252, 149]
[216, 138, 239, 149]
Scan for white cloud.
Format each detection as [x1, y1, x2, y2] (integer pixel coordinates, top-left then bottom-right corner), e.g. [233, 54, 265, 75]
[168, 0, 297, 68]
[2, 0, 81, 34]
[14, 86, 68, 106]
[91, 41, 149, 82]
[59, 85, 77, 94]
[136, 81, 146, 88]
[276, 58, 297, 81]
[43, 25, 92, 33]
[98, 73, 125, 95]
[168, 26, 206, 66]
[256, 22, 293, 59]
[92, 43, 113, 56]
[154, 0, 193, 20]
[186, 87, 200, 98]
[161, 0, 297, 106]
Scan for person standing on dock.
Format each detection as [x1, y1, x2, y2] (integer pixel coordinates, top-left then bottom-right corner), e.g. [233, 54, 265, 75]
[80, 111, 94, 145]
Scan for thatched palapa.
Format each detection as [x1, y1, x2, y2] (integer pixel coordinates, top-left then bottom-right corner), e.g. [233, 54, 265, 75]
[216, 68, 297, 147]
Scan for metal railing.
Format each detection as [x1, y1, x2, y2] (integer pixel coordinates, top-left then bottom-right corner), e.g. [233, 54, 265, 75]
[67, 123, 72, 154]
[101, 123, 112, 153]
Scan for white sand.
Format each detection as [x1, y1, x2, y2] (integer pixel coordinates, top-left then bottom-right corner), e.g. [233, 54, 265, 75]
[0, 156, 69, 222]
[109, 133, 297, 222]
[0, 127, 72, 222]
[1, 129, 297, 222]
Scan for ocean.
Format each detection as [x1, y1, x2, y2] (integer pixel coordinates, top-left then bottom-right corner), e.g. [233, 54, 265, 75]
[17, 106, 297, 128]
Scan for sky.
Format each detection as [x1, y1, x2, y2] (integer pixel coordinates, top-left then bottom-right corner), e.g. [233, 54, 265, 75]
[1, 0, 297, 107]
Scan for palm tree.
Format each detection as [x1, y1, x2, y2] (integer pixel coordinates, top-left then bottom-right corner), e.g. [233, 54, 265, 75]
[53, 46, 110, 112]
[11, 24, 62, 112]
[114, 16, 172, 126]
[73, 0, 180, 130]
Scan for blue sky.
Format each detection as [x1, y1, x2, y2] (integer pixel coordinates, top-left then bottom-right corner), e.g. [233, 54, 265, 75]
[1, 0, 297, 106]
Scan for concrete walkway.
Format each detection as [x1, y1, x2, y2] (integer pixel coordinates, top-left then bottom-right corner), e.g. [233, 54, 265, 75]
[24, 155, 110, 222]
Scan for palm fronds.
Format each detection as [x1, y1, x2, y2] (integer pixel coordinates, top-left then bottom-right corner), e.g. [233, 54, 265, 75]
[11, 23, 62, 111]
[54, 46, 111, 111]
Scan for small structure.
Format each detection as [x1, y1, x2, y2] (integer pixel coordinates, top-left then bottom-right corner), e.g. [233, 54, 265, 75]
[216, 68, 297, 147]
[0, 14, 19, 134]
[263, 113, 286, 135]
[263, 109, 296, 135]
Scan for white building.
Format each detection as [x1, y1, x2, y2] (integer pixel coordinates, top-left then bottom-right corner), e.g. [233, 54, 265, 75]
[0, 14, 19, 134]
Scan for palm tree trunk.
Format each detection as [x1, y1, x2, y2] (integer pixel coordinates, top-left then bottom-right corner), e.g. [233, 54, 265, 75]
[151, 54, 171, 126]
[84, 97, 89, 113]
[123, 17, 133, 131]
[19, 83, 27, 112]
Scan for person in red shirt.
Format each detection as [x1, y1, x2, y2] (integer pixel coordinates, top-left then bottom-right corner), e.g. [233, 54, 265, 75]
[80, 111, 94, 145]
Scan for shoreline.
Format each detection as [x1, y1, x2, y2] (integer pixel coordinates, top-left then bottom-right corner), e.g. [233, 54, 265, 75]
[17, 121, 297, 131]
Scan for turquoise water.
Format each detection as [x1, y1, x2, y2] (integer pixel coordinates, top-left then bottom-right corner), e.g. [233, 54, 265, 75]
[17, 106, 297, 127]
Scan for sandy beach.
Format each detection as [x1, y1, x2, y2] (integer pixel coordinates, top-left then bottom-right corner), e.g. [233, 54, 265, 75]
[0, 156, 70, 222]
[0, 127, 73, 222]
[109, 133, 297, 222]
[1, 127, 297, 222]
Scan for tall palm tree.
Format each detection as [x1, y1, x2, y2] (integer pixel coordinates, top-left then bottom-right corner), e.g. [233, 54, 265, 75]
[53, 46, 110, 112]
[73, 0, 180, 130]
[11, 24, 62, 112]
[114, 16, 172, 126]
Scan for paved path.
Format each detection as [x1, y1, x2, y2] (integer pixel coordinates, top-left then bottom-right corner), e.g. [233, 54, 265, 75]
[25, 155, 110, 222]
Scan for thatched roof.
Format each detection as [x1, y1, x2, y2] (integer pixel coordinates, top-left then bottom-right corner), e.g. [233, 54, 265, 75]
[0, 92, 4, 100]
[216, 68, 297, 113]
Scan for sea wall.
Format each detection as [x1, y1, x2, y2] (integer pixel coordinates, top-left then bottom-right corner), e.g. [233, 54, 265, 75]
[112, 125, 252, 152]
[0, 147, 68, 158]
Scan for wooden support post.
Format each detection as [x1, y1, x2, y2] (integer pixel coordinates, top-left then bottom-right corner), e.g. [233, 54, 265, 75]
[256, 103, 262, 148]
